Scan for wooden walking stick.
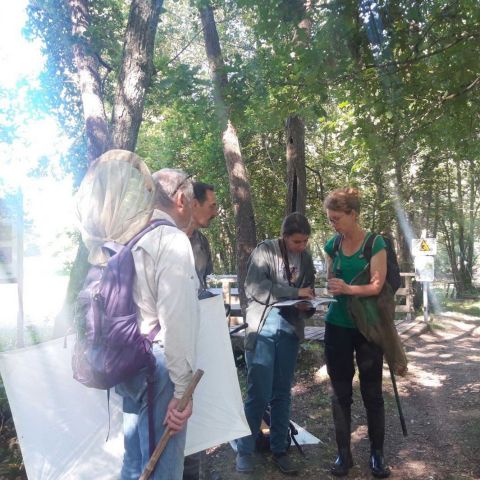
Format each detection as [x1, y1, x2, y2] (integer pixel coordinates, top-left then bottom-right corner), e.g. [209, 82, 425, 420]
[139, 369, 204, 480]
[388, 365, 408, 437]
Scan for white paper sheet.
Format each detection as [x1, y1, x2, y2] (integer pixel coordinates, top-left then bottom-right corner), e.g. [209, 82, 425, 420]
[0, 294, 250, 479]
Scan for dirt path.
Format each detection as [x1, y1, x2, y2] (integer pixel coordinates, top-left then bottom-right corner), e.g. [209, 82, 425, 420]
[208, 312, 480, 480]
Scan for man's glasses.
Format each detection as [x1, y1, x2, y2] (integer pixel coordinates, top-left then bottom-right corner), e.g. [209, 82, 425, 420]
[170, 174, 193, 198]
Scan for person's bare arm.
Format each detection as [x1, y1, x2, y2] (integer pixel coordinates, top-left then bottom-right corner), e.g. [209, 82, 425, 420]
[327, 249, 387, 297]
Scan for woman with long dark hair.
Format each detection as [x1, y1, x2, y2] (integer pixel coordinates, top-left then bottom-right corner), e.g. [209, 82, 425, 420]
[235, 212, 316, 476]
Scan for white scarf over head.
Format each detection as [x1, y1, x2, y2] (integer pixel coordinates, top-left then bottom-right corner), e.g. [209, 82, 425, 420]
[75, 149, 155, 265]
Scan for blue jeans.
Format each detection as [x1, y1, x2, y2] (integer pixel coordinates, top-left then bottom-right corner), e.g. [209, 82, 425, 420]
[237, 308, 300, 456]
[115, 344, 186, 480]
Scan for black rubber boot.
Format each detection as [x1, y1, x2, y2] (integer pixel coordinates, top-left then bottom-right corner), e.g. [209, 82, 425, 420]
[366, 405, 390, 477]
[369, 449, 391, 478]
[366, 405, 385, 452]
[330, 400, 353, 477]
[331, 448, 354, 477]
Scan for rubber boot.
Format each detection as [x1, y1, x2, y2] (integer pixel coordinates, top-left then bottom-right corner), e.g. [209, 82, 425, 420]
[330, 400, 353, 477]
[369, 449, 391, 478]
[366, 406, 385, 452]
[331, 448, 354, 477]
[366, 406, 390, 478]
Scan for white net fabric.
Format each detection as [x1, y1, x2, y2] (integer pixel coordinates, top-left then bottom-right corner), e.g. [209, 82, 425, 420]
[75, 149, 155, 265]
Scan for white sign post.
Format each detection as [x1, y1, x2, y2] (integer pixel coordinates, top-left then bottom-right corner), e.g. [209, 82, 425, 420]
[412, 235, 436, 323]
[1, 192, 24, 347]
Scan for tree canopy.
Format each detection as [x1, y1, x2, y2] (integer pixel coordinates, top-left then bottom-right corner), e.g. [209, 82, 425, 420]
[24, 0, 480, 295]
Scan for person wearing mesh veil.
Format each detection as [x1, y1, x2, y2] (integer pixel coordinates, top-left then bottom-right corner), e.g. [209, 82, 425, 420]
[76, 150, 200, 480]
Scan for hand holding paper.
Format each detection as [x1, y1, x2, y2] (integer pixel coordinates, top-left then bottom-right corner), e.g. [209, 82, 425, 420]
[274, 296, 337, 309]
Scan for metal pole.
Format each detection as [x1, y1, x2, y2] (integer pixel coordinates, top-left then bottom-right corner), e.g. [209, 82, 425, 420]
[423, 281, 429, 323]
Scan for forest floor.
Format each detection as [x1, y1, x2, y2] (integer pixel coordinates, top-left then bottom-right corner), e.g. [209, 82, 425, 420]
[206, 306, 480, 480]
[1, 303, 479, 479]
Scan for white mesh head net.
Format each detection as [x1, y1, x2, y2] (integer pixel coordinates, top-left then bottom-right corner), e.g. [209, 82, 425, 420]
[75, 149, 155, 265]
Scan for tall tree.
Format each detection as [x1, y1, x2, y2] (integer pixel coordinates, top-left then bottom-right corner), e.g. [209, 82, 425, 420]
[286, 114, 307, 214]
[198, 1, 257, 308]
[285, 0, 312, 215]
[67, 0, 110, 162]
[31, 0, 166, 335]
[66, 0, 165, 157]
[111, 0, 165, 150]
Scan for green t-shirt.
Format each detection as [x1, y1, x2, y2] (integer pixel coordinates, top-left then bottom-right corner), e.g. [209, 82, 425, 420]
[324, 233, 386, 328]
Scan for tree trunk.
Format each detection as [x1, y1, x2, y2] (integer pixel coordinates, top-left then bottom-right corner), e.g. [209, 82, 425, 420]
[199, 2, 256, 310]
[432, 188, 440, 238]
[66, 0, 110, 162]
[285, 1, 311, 215]
[111, 0, 164, 150]
[444, 159, 463, 297]
[466, 158, 478, 280]
[57, 0, 110, 338]
[286, 115, 307, 215]
[455, 157, 471, 292]
[394, 155, 411, 271]
[55, 0, 165, 336]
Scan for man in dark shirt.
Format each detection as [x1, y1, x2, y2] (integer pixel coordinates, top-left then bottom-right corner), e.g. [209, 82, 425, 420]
[186, 182, 218, 291]
[183, 182, 218, 479]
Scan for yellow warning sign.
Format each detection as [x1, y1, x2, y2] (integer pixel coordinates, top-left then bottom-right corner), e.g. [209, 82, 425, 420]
[412, 238, 437, 256]
[420, 239, 430, 252]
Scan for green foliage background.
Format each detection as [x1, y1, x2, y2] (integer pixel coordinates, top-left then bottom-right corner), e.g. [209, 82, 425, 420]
[23, 0, 480, 285]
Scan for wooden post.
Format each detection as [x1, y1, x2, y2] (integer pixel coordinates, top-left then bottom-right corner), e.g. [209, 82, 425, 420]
[221, 279, 231, 306]
[405, 275, 411, 321]
[396, 273, 415, 321]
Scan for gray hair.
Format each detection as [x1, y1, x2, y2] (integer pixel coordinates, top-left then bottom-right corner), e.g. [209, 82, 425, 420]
[152, 168, 194, 210]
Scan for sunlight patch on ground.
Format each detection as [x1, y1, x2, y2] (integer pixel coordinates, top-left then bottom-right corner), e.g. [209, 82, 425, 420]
[314, 364, 329, 384]
[467, 354, 480, 362]
[407, 348, 446, 359]
[306, 411, 323, 421]
[437, 312, 480, 323]
[394, 458, 432, 478]
[292, 383, 309, 395]
[457, 382, 480, 395]
[406, 362, 447, 388]
[437, 353, 453, 359]
[351, 424, 368, 444]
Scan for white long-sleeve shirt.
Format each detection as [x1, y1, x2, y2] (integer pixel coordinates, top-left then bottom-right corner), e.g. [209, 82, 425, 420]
[132, 209, 199, 398]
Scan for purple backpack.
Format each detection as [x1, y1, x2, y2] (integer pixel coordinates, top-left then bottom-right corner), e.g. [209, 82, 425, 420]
[72, 219, 174, 389]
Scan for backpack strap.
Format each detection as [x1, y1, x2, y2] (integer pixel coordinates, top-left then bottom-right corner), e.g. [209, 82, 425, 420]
[147, 375, 156, 455]
[361, 232, 378, 263]
[127, 218, 176, 248]
[331, 234, 342, 258]
[101, 220, 177, 255]
[126, 218, 175, 455]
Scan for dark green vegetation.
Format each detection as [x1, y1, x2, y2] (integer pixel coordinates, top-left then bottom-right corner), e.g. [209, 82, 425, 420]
[15, 0, 480, 296]
[1, 2, 479, 477]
